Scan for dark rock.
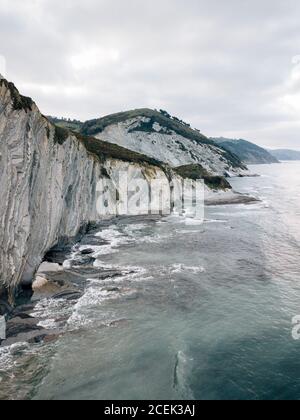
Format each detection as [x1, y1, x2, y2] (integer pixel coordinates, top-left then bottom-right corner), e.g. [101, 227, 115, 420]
[43, 333, 61, 343]
[80, 248, 94, 255]
[12, 303, 36, 314]
[43, 250, 69, 265]
[103, 287, 121, 293]
[41, 270, 84, 288]
[79, 235, 109, 247]
[0, 299, 13, 316]
[6, 317, 42, 338]
[52, 290, 83, 301]
[73, 256, 95, 266]
[11, 312, 34, 320]
[2, 329, 62, 347]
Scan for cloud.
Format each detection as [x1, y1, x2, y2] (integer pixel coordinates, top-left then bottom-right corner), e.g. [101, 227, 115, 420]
[1, 0, 300, 148]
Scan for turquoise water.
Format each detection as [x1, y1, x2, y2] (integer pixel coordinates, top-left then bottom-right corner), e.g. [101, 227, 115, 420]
[1, 162, 300, 400]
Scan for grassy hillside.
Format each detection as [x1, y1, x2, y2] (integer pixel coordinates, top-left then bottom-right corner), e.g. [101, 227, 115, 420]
[269, 149, 300, 161]
[47, 116, 83, 133]
[80, 109, 212, 144]
[175, 164, 232, 190]
[80, 109, 246, 169]
[212, 138, 279, 165]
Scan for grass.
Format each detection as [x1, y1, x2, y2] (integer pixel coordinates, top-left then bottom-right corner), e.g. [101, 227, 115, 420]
[174, 164, 232, 190]
[73, 132, 166, 169]
[47, 116, 83, 133]
[80, 108, 212, 145]
[1, 77, 244, 179]
[80, 109, 245, 169]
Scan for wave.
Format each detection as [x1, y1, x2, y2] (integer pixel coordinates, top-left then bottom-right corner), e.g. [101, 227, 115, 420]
[170, 264, 206, 274]
[173, 350, 194, 399]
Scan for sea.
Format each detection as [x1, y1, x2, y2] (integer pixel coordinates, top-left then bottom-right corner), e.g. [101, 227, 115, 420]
[1, 162, 300, 400]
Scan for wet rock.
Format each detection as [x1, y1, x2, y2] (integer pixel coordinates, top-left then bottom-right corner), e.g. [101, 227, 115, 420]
[12, 303, 36, 315]
[52, 290, 83, 301]
[2, 329, 62, 347]
[103, 287, 121, 293]
[32, 275, 70, 301]
[0, 299, 13, 316]
[95, 271, 125, 280]
[72, 256, 96, 266]
[12, 312, 34, 320]
[80, 248, 94, 255]
[43, 246, 73, 265]
[79, 236, 109, 247]
[41, 270, 84, 287]
[6, 317, 42, 338]
[43, 333, 61, 343]
[205, 193, 259, 206]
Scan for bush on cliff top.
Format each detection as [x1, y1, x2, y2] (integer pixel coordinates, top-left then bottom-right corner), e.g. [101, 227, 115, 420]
[0, 79, 33, 112]
[175, 164, 232, 190]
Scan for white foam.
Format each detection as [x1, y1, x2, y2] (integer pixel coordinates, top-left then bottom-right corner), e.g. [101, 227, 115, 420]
[67, 284, 138, 329]
[93, 228, 132, 257]
[204, 219, 228, 224]
[170, 264, 206, 274]
[30, 298, 73, 330]
[0, 342, 31, 370]
[184, 218, 204, 225]
[174, 350, 195, 399]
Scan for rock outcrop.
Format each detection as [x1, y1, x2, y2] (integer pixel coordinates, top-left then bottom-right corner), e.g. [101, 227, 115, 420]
[0, 80, 183, 300]
[80, 110, 248, 176]
[0, 80, 254, 303]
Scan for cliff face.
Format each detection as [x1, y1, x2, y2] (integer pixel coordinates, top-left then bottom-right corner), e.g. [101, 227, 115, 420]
[0, 80, 178, 298]
[81, 110, 248, 176]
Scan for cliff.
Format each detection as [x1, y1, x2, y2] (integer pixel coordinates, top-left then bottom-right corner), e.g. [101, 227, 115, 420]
[0, 80, 181, 301]
[80, 110, 248, 176]
[0, 79, 254, 304]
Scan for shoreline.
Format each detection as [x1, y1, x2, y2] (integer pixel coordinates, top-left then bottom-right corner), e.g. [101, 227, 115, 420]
[0, 190, 258, 348]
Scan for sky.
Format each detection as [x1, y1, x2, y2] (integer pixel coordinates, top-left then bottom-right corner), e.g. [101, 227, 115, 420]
[0, 0, 300, 149]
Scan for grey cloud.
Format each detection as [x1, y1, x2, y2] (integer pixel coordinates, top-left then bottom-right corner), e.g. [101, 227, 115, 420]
[1, 0, 300, 148]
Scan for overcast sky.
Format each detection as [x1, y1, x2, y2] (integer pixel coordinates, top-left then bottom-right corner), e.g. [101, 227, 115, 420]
[0, 0, 300, 149]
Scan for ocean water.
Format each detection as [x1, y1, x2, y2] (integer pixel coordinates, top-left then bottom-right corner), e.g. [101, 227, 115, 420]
[1, 162, 300, 400]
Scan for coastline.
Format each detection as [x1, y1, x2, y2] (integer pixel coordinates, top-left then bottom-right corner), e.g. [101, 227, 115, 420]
[0, 188, 259, 349]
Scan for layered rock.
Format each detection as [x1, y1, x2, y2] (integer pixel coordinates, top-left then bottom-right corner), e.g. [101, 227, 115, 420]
[0, 80, 181, 299]
[0, 80, 254, 303]
[80, 110, 248, 176]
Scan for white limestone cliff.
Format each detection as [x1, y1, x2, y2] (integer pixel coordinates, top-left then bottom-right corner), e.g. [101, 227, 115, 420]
[0, 80, 179, 298]
[85, 115, 248, 176]
[0, 80, 253, 302]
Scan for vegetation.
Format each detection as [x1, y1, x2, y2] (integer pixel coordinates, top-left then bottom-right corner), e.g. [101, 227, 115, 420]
[217, 146, 247, 170]
[73, 132, 166, 168]
[80, 108, 245, 170]
[54, 125, 69, 145]
[0, 79, 33, 112]
[128, 116, 172, 135]
[80, 108, 213, 146]
[212, 137, 278, 165]
[174, 164, 232, 190]
[48, 116, 83, 133]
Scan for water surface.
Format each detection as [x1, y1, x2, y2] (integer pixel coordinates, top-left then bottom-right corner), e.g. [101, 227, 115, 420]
[1, 162, 300, 400]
